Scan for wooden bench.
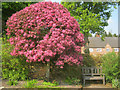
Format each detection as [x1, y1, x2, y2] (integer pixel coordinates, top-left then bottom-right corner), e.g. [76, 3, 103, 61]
[82, 67, 105, 85]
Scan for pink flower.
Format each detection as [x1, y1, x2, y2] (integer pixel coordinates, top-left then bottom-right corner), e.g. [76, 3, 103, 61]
[53, 24, 56, 28]
[58, 18, 62, 22]
[60, 66, 63, 68]
[26, 60, 29, 62]
[38, 59, 41, 61]
[46, 58, 50, 62]
[6, 2, 84, 67]
[23, 33, 27, 36]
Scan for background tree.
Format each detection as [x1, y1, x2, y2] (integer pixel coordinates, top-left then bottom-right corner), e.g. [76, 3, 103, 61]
[104, 31, 108, 37]
[102, 31, 109, 37]
[107, 32, 113, 37]
[88, 33, 92, 37]
[113, 34, 118, 37]
[61, 2, 117, 41]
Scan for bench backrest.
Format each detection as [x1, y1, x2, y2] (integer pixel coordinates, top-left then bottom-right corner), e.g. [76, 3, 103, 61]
[82, 67, 102, 76]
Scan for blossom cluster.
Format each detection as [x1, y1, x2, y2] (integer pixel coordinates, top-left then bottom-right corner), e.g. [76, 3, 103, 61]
[6, 2, 84, 68]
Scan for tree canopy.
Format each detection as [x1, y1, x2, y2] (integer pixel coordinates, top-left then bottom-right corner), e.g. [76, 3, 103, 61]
[6, 2, 84, 68]
[61, 2, 117, 37]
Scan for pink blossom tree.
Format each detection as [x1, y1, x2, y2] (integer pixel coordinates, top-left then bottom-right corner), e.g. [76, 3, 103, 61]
[6, 2, 84, 69]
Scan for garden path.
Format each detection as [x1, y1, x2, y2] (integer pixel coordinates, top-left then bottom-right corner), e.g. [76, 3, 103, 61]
[83, 83, 112, 88]
[2, 80, 113, 89]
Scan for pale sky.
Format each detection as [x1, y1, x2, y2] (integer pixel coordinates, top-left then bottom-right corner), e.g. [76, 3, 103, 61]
[118, 5, 120, 35]
[45, 0, 119, 35]
[104, 4, 118, 35]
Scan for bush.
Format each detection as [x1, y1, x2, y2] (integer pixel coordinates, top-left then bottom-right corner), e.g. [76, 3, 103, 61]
[101, 52, 120, 83]
[50, 64, 82, 83]
[112, 78, 120, 88]
[23, 79, 38, 88]
[24, 80, 60, 88]
[82, 54, 102, 67]
[2, 39, 30, 81]
[7, 79, 18, 86]
[82, 54, 95, 67]
[65, 77, 80, 85]
[42, 81, 58, 86]
[6, 2, 84, 68]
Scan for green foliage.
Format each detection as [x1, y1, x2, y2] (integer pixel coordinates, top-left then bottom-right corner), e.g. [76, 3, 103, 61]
[24, 79, 60, 88]
[102, 31, 118, 38]
[50, 64, 82, 86]
[101, 52, 120, 83]
[61, 2, 117, 37]
[82, 54, 95, 67]
[51, 64, 82, 83]
[107, 32, 113, 37]
[2, 38, 30, 81]
[84, 48, 90, 54]
[7, 79, 18, 86]
[83, 54, 102, 67]
[42, 81, 58, 86]
[23, 80, 62, 88]
[24, 79, 38, 88]
[113, 34, 118, 37]
[65, 77, 80, 85]
[52, 80, 59, 86]
[88, 33, 92, 37]
[112, 79, 120, 88]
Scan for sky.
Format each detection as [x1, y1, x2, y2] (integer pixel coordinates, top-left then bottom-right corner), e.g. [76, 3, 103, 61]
[104, 5, 118, 35]
[118, 5, 120, 35]
[46, 0, 119, 35]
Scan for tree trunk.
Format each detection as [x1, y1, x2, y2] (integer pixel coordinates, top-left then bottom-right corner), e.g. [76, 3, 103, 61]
[84, 36, 89, 54]
[46, 61, 50, 81]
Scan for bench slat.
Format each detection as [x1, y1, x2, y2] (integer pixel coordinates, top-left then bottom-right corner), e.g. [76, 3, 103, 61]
[82, 73, 102, 75]
[84, 76, 103, 80]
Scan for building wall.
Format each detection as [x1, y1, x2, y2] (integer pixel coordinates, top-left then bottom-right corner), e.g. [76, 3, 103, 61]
[81, 44, 120, 55]
[81, 46, 85, 54]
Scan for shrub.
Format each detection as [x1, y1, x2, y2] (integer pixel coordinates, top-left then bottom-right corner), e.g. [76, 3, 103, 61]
[42, 81, 58, 86]
[7, 79, 18, 86]
[6, 2, 84, 68]
[65, 77, 81, 85]
[82, 54, 95, 67]
[50, 64, 82, 83]
[82, 54, 102, 67]
[24, 79, 38, 88]
[52, 80, 59, 86]
[24, 80, 60, 88]
[2, 39, 30, 81]
[101, 52, 120, 83]
[112, 78, 120, 88]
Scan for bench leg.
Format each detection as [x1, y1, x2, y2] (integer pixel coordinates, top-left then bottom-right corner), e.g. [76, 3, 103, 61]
[103, 79, 105, 85]
[83, 79, 85, 86]
[103, 75, 105, 85]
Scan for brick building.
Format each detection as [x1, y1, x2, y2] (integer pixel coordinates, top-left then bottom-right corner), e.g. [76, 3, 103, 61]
[81, 37, 120, 55]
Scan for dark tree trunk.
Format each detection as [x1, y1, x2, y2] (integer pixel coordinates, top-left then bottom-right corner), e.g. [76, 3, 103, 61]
[84, 35, 89, 54]
[46, 61, 50, 81]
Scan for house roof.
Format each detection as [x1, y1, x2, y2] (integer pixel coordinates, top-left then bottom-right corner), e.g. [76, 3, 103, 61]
[88, 37, 120, 48]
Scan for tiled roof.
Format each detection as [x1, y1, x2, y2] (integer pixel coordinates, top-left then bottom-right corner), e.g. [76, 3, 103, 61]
[88, 37, 120, 48]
